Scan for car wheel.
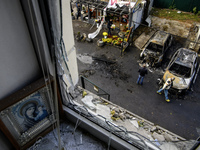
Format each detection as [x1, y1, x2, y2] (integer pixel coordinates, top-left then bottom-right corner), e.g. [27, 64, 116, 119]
[139, 54, 144, 60]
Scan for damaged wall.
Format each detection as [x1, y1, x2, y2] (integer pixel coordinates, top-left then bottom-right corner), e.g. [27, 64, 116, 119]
[132, 2, 146, 29]
[62, 0, 79, 88]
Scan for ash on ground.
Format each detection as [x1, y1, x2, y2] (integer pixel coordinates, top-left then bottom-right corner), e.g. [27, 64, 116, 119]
[81, 54, 130, 81]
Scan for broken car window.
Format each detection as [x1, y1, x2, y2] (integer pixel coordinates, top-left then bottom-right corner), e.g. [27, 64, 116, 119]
[169, 63, 191, 78]
[146, 42, 163, 52]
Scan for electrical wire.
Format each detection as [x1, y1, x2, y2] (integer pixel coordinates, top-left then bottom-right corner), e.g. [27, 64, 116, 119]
[107, 125, 112, 150]
[27, 0, 63, 149]
[64, 95, 159, 149]
[59, 83, 154, 148]
[73, 111, 82, 134]
[27, 0, 55, 123]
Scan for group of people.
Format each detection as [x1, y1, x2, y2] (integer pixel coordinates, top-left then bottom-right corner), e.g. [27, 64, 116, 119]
[136, 64, 175, 103]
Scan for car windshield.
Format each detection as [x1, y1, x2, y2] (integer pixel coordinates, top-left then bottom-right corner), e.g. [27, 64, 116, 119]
[146, 42, 163, 53]
[169, 63, 191, 78]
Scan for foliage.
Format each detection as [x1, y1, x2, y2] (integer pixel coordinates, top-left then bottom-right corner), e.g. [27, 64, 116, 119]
[152, 8, 200, 23]
[169, 0, 176, 10]
[197, 11, 200, 16]
[193, 7, 197, 14]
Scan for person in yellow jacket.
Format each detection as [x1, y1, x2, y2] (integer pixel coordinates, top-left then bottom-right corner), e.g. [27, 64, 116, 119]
[157, 77, 175, 102]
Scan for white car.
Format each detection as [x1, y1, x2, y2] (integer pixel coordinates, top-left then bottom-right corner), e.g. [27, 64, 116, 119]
[162, 48, 199, 93]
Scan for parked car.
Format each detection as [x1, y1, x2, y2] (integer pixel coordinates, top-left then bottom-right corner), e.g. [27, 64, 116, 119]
[162, 48, 199, 93]
[140, 31, 173, 67]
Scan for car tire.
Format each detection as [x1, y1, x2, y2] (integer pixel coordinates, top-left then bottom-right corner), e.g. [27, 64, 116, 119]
[139, 54, 144, 60]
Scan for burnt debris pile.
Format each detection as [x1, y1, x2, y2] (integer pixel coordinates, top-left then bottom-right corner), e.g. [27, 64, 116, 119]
[81, 54, 130, 81]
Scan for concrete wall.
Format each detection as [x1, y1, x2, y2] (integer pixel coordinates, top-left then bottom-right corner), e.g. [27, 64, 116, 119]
[0, 0, 42, 100]
[0, 0, 43, 149]
[132, 2, 146, 29]
[62, 0, 79, 88]
[0, 0, 79, 149]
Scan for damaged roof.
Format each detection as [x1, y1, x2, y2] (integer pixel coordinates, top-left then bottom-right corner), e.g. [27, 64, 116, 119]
[150, 31, 170, 46]
[175, 48, 197, 67]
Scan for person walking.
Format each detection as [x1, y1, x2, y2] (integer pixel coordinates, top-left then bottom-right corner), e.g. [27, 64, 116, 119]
[107, 19, 113, 36]
[137, 64, 148, 85]
[157, 77, 175, 102]
[76, 3, 81, 20]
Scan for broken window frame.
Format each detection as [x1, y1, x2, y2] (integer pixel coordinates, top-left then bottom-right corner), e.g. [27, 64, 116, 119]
[21, 1, 191, 150]
[146, 42, 164, 53]
[169, 62, 192, 78]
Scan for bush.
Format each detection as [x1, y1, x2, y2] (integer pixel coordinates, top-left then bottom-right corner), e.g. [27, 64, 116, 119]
[197, 11, 200, 16]
[169, 0, 176, 10]
[193, 7, 197, 14]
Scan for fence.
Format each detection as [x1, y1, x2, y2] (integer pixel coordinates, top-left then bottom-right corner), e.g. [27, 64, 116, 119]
[80, 76, 110, 100]
[153, 0, 200, 12]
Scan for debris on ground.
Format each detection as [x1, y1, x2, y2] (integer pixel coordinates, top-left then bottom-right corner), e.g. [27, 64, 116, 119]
[91, 55, 130, 81]
[70, 86, 196, 150]
[92, 56, 116, 64]
[77, 53, 94, 64]
[151, 16, 191, 38]
[79, 53, 130, 80]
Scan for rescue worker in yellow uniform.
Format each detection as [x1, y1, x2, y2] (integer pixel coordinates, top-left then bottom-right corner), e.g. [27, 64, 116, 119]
[157, 77, 175, 102]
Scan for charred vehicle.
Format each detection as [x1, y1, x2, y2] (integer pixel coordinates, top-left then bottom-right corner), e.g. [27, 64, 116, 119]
[140, 31, 173, 67]
[161, 48, 199, 93]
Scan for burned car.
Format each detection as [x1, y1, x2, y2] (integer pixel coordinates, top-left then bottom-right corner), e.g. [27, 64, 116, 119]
[140, 31, 173, 67]
[162, 48, 199, 93]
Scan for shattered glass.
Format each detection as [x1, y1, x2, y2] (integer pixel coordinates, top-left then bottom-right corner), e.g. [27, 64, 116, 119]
[146, 42, 163, 53]
[169, 63, 191, 77]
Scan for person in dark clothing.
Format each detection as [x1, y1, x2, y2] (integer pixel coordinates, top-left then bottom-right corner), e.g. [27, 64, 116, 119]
[76, 3, 81, 20]
[137, 64, 148, 85]
[70, 3, 73, 13]
[107, 19, 113, 36]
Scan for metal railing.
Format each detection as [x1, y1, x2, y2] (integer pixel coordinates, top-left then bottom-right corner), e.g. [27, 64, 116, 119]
[80, 76, 110, 101]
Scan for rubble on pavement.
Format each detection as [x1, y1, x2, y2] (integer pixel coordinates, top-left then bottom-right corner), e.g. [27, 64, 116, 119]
[68, 86, 196, 149]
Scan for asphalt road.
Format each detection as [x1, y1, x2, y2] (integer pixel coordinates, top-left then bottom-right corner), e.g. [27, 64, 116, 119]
[73, 20, 200, 140]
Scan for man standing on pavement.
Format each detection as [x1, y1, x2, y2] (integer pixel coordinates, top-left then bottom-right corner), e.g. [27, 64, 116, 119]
[137, 64, 148, 85]
[107, 19, 113, 36]
[76, 3, 81, 20]
[157, 77, 175, 102]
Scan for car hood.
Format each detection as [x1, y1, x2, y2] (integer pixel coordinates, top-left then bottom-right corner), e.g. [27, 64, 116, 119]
[163, 70, 190, 90]
[145, 49, 161, 56]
